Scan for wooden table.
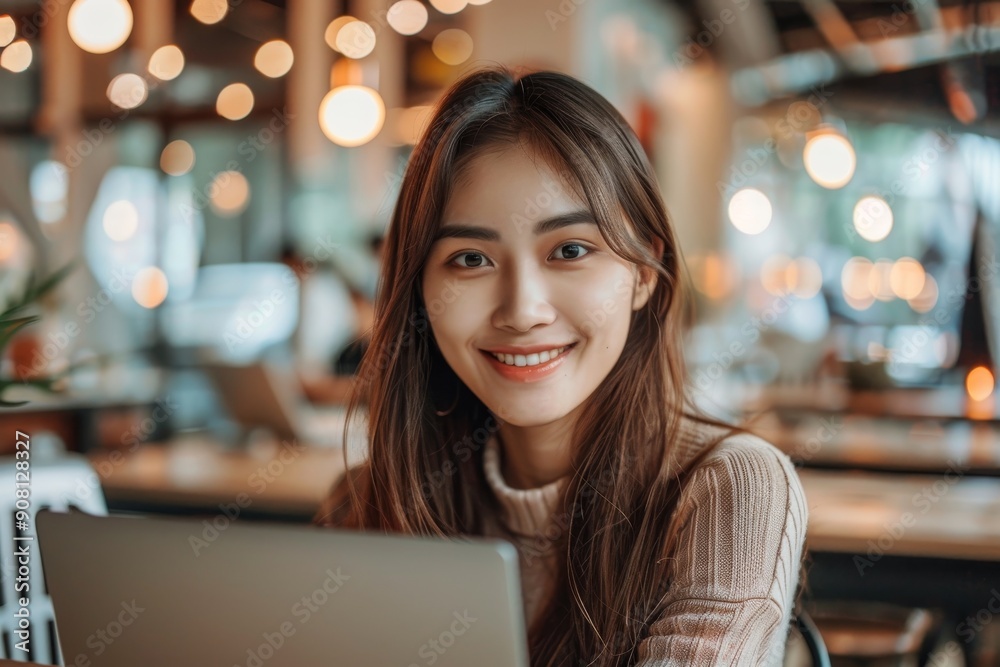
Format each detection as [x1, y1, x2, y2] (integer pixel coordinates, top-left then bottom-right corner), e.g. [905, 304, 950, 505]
[88, 435, 350, 519]
[799, 467, 1000, 561]
[750, 411, 1000, 476]
[741, 382, 1000, 422]
[90, 438, 1000, 563]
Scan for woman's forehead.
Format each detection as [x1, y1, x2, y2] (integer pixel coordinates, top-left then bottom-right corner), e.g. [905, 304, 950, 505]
[446, 145, 587, 217]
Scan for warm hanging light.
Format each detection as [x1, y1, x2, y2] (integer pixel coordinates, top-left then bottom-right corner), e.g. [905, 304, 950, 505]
[727, 187, 772, 235]
[803, 129, 856, 189]
[254, 40, 294, 78]
[68, 0, 133, 54]
[106, 73, 148, 109]
[132, 267, 169, 308]
[889, 258, 925, 300]
[318, 85, 385, 147]
[160, 140, 196, 176]
[324, 16, 357, 52]
[852, 195, 893, 242]
[216, 83, 254, 120]
[0, 15, 16, 48]
[209, 171, 250, 216]
[336, 20, 375, 59]
[432, 29, 473, 65]
[103, 200, 139, 241]
[190, 0, 227, 25]
[387, 1, 428, 35]
[430, 0, 467, 14]
[966, 366, 994, 402]
[148, 45, 185, 81]
[0, 40, 32, 72]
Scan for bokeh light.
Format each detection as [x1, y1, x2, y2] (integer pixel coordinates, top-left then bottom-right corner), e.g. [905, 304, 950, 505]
[0, 220, 20, 264]
[0, 40, 32, 73]
[804, 131, 856, 189]
[148, 45, 185, 81]
[324, 16, 357, 52]
[336, 21, 376, 59]
[867, 259, 895, 301]
[966, 366, 994, 402]
[190, 0, 227, 25]
[908, 274, 938, 313]
[68, 0, 133, 54]
[103, 200, 139, 241]
[727, 188, 772, 235]
[160, 140, 196, 176]
[132, 267, 169, 308]
[889, 257, 925, 300]
[209, 171, 250, 216]
[430, 0, 467, 14]
[318, 85, 386, 147]
[255, 40, 294, 78]
[107, 73, 148, 109]
[852, 195, 893, 242]
[216, 83, 254, 120]
[0, 15, 16, 48]
[387, 1, 429, 35]
[432, 29, 473, 65]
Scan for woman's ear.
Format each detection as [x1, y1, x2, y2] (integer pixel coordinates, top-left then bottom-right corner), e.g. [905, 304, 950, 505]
[632, 236, 665, 311]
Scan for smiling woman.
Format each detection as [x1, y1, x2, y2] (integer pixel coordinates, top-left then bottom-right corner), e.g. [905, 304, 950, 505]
[313, 66, 808, 667]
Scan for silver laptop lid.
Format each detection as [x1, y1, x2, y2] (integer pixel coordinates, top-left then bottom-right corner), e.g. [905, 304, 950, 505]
[37, 509, 529, 667]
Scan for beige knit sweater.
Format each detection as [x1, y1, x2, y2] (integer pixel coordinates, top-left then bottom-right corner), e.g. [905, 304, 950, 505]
[480, 417, 809, 666]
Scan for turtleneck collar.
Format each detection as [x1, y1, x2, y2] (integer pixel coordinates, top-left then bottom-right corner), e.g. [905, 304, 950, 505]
[483, 433, 570, 537]
[480, 416, 717, 537]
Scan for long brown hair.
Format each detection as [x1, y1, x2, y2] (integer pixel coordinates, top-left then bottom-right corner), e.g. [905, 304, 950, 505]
[314, 65, 784, 666]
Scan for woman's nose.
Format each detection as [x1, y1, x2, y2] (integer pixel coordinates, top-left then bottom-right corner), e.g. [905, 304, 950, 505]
[491, 264, 556, 333]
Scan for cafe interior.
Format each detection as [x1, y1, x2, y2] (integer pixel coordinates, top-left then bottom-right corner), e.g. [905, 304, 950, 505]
[0, 0, 999, 664]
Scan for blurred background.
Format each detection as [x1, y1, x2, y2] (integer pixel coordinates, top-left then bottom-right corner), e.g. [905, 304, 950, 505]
[0, 0, 999, 665]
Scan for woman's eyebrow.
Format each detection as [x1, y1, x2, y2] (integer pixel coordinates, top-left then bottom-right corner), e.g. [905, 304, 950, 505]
[434, 210, 596, 243]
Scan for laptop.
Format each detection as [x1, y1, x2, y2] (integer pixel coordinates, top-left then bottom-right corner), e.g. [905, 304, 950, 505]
[36, 509, 530, 667]
[201, 360, 369, 453]
[202, 361, 307, 443]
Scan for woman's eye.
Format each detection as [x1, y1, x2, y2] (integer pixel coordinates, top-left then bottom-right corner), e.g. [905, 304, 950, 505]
[451, 252, 490, 269]
[553, 243, 590, 261]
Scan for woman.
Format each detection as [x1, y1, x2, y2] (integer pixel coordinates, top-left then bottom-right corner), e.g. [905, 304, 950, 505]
[313, 66, 808, 666]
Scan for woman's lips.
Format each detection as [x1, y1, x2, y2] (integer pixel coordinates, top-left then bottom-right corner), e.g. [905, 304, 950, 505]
[480, 343, 577, 383]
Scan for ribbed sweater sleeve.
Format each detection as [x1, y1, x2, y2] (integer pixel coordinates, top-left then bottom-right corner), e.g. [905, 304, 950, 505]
[633, 435, 809, 666]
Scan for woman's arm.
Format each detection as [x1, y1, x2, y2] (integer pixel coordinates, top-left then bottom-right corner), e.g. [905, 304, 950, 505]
[634, 436, 809, 667]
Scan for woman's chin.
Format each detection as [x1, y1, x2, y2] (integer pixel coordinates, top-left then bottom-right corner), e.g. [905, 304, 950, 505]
[486, 401, 574, 428]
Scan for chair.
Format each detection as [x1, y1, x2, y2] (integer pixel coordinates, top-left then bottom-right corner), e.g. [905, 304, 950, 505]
[0, 454, 108, 665]
[803, 601, 938, 667]
[793, 611, 833, 667]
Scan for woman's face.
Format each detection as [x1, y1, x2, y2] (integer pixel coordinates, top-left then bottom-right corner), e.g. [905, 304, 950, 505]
[420, 143, 658, 428]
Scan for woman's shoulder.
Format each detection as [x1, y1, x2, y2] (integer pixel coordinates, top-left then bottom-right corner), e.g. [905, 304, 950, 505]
[676, 414, 805, 507]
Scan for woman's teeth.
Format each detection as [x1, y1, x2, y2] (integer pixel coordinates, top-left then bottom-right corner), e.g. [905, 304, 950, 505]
[491, 346, 569, 367]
